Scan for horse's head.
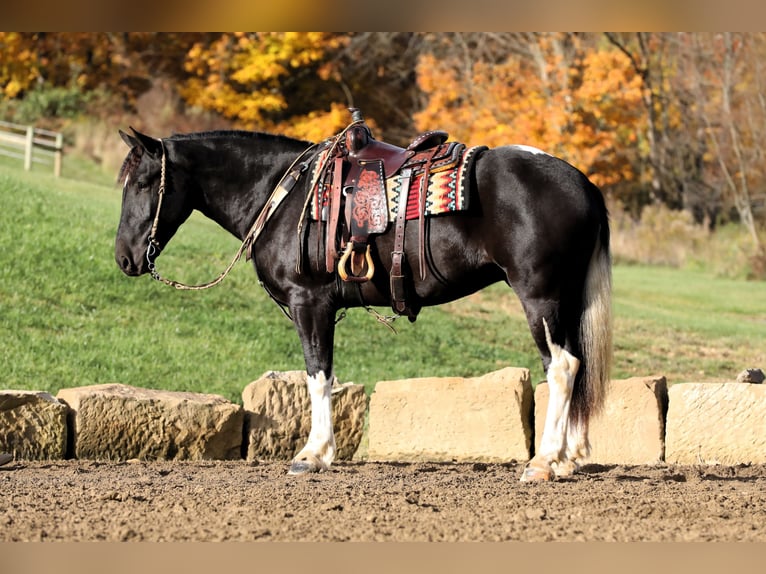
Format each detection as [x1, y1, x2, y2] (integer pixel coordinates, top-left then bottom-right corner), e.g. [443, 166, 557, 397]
[114, 128, 195, 277]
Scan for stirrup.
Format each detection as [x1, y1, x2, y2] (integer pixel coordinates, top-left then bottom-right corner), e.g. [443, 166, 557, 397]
[338, 243, 374, 283]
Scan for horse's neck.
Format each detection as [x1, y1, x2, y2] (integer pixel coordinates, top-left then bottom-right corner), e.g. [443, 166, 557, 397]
[193, 146, 301, 241]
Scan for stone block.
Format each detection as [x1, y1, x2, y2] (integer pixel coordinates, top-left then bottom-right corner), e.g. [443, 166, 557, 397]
[665, 382, 766, 465]
[56, 384, 243, 461]
[242, 371, 368, 461]
[534, 375, 667, 465]
[0, 390, 69, 460]
[367, 367, 533, 463]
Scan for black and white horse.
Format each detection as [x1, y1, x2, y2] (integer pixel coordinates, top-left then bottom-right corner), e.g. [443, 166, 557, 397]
[114, 126, 612, 481]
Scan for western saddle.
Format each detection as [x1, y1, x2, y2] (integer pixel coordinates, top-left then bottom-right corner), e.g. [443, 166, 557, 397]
[315, 108, 464, 318]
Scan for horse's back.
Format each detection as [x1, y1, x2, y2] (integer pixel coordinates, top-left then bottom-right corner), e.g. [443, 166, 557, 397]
[467, 145, 608, 282]
[475, 145, 606, 218]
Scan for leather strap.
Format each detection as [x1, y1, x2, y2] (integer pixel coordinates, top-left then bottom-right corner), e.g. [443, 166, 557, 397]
[417, 148, 438, 281]
[391, 168, 412, 314]
[325, 156, 344, 273]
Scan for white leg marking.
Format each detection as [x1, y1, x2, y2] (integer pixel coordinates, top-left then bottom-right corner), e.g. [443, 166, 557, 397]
[536, 319, 580, 462]
[565, 417, 590, 462]
[290, 370, 336, 474]
[552, 417, 590, 477]
[521, 319, 581, 481]
[306, 370, 336, 463]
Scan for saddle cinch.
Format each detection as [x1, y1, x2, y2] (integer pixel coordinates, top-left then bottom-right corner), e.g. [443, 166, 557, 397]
[320, 108, 467, 318]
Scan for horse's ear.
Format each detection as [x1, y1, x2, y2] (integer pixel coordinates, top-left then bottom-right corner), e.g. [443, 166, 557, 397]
[119, 129, 138, 149]
[129, 127, 163, 157]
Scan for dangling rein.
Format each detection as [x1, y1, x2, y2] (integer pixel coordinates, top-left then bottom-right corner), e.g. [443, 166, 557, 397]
[145, 139, 317, 291]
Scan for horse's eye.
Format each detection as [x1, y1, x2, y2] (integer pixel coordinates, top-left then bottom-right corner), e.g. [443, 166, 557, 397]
[137, 180, 150, 191]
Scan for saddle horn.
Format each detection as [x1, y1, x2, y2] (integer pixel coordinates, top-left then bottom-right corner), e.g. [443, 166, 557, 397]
[349, 108, 364, 123]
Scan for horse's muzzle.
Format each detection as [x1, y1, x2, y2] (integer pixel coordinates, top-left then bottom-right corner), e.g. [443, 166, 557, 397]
[114, 239, 148, 276]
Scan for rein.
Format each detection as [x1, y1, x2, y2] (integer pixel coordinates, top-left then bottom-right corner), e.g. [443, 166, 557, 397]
[145, 139, 318, 291]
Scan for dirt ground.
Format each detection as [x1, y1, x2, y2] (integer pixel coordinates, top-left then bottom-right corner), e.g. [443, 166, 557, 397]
[3, 459, 766, 542]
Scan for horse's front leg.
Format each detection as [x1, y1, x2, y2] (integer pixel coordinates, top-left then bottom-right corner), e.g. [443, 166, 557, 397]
[288, 302, 338, 475]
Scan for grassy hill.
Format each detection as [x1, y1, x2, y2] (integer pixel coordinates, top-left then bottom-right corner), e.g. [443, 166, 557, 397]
[1, 162, 764, 404]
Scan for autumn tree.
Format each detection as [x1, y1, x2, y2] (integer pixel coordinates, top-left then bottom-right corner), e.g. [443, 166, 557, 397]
[179, 32, 351, 141]
[0, 32, 40, 99]
[328, 32, 425, 145]
[412, 33, 645, 193]
[680, 32, 766, 252]
[0, 33, 209, 127]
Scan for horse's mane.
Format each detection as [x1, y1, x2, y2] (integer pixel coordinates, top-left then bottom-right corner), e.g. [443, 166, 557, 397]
[116, 129, 314, 187]
[168, 129, 312, 147]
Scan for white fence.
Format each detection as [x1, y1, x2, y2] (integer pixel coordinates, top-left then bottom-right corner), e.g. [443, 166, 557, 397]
[0, 120, 63, 177]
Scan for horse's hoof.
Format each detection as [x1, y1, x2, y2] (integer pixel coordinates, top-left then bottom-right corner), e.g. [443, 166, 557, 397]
[287, 454, 327, 476]
[552, 460, 579, 477]
[520, 462, 555, 482]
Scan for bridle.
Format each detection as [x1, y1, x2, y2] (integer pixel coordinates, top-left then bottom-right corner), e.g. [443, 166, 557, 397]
[144, 137, 318, 291]
[145, 139, 169, 283]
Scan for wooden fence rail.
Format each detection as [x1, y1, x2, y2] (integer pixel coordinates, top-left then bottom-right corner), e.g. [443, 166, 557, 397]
[0, 120, 63, 177]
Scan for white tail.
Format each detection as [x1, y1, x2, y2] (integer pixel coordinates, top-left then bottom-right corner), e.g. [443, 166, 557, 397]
[575, 234, 613, 422]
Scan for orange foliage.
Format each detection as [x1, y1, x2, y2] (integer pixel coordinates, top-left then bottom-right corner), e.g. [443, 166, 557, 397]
[414, 41, 644, 188]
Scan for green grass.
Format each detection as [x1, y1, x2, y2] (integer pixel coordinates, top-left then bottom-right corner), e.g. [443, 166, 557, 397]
[612, 264, 765, 381]
[1, 163, 764, 406]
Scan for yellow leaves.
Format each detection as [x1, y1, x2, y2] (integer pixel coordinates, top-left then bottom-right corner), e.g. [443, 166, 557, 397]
[0, 32, 40, 98]
[271, 102, 351, 142]
[4, 80, 23, 99]
[181, 32, 346, 129]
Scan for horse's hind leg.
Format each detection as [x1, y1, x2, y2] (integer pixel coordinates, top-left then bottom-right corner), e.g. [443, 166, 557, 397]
[559, 414, 590, 476]
[521, 317, 582, 482]
[288, 303, 337, 475]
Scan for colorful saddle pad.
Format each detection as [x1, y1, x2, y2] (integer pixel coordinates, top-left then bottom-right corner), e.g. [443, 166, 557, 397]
[309, 144, 487, 223]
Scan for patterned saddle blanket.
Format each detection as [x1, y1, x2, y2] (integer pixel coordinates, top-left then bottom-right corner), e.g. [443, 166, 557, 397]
[308, 143, 486, 223]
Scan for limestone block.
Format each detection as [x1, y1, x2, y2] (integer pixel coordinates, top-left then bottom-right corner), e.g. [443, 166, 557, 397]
[367, 367, 533, 463]
[0, 390, 69, 460]
[242, 371, 368, 461]
[534, 375, 667, 465]
[665, 382, 766, 465]
[56, 384, 243, 461]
